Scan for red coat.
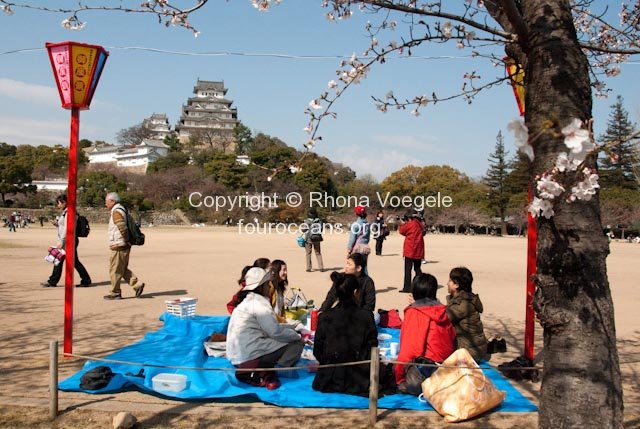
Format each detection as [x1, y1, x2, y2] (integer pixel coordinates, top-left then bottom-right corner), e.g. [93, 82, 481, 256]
[394, 300, 456, 384]
[399, 218, 425, 260]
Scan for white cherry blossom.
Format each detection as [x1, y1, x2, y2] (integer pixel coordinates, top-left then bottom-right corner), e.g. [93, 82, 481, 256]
[529, 197, 555, 219]
[537, 175, 565, 200]
[507, 118, 534, 161]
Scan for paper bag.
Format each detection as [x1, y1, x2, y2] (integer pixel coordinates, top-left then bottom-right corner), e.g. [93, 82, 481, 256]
[420, 348, 505, 422]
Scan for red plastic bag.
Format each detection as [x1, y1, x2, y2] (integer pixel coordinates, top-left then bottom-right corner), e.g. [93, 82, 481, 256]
[378, 309, 402, 328]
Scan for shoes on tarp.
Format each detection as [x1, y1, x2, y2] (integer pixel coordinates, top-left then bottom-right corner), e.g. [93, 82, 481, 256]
[498, 356, 539, 382]
[487, 337, 507, 354]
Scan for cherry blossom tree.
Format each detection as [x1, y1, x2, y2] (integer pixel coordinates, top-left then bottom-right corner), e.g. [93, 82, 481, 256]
[3, 0, 640, 427]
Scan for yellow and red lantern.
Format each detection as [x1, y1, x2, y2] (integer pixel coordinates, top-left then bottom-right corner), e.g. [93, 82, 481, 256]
[46, 41, 108, 109]
[46, 41, 108, 355]
[504, 57, 525, 116]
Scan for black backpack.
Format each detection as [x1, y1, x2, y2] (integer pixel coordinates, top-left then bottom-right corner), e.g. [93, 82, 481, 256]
[79, 366, 114, 390]
[76, 215, 90, 238]
[120, 207, 145, 246]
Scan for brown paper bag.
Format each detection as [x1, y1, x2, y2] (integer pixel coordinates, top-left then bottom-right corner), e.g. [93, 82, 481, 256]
[420, 348, 506, 422]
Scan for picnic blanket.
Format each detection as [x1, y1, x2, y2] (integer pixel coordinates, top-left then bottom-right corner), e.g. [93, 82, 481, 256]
[59, 313, 537, 411]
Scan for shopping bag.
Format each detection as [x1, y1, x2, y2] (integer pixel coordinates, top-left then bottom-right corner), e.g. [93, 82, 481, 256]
[420, 348, 505, 422]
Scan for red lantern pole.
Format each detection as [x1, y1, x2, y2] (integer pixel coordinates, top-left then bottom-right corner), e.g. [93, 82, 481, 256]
[505, 57, 536, 361]
[525, 185, 536, 361]
[63, 107, 80, 355]
[47, 41, 108, 355]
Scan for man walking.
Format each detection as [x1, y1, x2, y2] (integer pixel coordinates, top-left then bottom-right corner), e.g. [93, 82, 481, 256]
[104, 192, 145, 300]
[41, 194, 92, 288]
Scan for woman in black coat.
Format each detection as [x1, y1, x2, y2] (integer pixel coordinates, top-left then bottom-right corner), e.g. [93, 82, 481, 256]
[312, 273, 378, 396]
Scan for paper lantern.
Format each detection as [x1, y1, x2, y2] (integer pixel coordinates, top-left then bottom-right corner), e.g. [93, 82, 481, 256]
[46, 41, 108, 110]
[504, 57, 525, 116]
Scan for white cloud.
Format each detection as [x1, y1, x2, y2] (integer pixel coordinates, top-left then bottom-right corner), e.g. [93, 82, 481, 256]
[0, 114, 112, 146]
[0, 78, 114, 110]
[331, 146, 421, 181]
[371, 134, 445, 154]
[0, 78, 60, 107]
[0, 116, 68, 145]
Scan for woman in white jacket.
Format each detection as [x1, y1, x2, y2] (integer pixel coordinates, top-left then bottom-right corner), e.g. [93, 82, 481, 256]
[226, 267, 304, 390]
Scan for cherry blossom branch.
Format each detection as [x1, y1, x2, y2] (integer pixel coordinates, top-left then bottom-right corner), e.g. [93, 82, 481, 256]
[0, 0, 208, 34]
[330, 0, 515, 40]
[371, 74, 511, 116]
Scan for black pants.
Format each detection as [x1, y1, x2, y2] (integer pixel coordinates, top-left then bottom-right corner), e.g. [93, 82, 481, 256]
[375, 237, 384, 255]
[48, 239, 91, 286]
[403, 257, 422, 292]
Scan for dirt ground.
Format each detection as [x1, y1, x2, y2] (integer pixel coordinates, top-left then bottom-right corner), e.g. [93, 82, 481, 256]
[1, 224, 639, 428]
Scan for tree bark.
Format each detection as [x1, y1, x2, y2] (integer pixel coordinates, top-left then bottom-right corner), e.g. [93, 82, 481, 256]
[522, 1, 623, 427]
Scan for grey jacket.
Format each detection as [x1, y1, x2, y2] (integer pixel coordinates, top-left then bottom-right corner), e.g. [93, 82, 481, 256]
[226, 292, 301, 365]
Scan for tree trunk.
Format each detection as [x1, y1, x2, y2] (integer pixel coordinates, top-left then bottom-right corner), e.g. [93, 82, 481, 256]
[524, 2, 623, 427]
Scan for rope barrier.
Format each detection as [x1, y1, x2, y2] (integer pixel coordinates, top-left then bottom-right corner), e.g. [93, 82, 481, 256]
[63, 352, 545, 373]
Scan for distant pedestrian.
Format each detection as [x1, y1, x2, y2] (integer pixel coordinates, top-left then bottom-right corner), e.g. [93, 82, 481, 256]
[41, 195, 92, 288]
[347, 205, 371, 275]
[399, 209, 425, 293]
[8, 213, 16, 232]
[374, 210, 388, 256]
[303, 208, 324, 272]
[103, 192, 145, 300]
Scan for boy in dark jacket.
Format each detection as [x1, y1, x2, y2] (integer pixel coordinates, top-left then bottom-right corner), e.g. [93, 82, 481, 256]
[395, 273, 456, 387]
[446, 267, 489, 362]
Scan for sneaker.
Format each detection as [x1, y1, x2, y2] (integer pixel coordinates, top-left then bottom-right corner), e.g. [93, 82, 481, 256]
[76, 282, 92, 287]
[265, 375, 281, 390]
[103, 293, 122, 300]
[134, 283, 145, 298]
[41, 282, 56, 288]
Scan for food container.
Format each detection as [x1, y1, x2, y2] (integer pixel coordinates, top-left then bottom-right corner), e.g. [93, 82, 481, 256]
[151, 373, 187, 392]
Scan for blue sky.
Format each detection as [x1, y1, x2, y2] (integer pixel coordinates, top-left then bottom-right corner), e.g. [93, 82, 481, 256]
[0, 1, 638, 181]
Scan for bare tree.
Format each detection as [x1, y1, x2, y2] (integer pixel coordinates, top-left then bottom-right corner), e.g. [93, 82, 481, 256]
[116, 122, 154, 146]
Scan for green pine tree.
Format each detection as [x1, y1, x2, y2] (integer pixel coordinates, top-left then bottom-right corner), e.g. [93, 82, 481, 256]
[599, 95, 639, 190]
[484, 131, 511, 224]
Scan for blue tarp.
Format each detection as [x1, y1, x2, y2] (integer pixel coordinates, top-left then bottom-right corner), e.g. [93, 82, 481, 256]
[59, 313, 537, 411]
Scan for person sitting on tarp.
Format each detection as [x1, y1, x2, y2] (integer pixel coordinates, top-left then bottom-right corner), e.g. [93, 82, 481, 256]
[226, 258, 270, 314]
[446, 266, 489, 362]
[226, 267, 304, 390]
[319, 252, 376, 312]
[312, 273, 379, 396]
[395, 273, 456, 395]
[267, 259, 289, 322]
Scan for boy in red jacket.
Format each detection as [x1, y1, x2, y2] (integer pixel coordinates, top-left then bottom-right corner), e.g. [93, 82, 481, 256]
[395, 273, 456, 390]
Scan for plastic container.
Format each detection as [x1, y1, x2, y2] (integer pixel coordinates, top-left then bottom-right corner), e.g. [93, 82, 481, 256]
[165, 298, 197, 318]
[151, 373, 187, 392]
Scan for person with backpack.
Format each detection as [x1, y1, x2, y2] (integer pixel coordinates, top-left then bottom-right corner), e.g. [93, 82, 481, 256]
[41, 194, 92, 288]
[103, 192, 145, 300]
[303, 208, 324, 272]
